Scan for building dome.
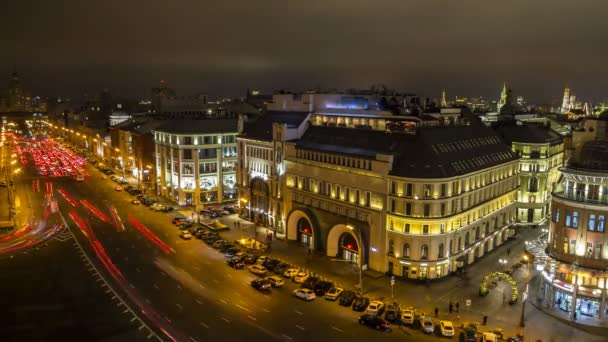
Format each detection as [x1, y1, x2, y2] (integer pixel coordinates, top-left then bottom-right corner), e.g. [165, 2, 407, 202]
[577, 140, 608, 171]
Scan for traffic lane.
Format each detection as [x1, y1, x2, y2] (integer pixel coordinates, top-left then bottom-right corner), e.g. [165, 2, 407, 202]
[64, 169, 448, 341]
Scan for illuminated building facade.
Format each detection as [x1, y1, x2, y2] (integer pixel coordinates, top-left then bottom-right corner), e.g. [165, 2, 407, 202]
[237, 111, 310, 235]
[495, 122, 564, 225]
[541, 137, 608, 321]
[153, 119, 238, 207]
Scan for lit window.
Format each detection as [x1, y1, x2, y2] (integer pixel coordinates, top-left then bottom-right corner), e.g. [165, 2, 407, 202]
[572, 211, 579, 228]
[598, 215, 605, 232]
[589, 215, 596, 231]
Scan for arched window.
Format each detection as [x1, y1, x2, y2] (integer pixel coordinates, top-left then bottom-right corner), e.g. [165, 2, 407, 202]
[420, 245, 428, 260]
[388, 239, 394, 255]
[403, 243, 410, 259]
[438, 243, 444, 259]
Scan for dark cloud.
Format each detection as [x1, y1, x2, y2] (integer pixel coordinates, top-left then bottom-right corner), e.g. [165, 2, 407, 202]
[1, 0, 607, 102]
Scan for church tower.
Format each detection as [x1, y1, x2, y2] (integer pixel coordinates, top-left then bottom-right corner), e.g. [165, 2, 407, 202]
[440, 90, 447, 108]
[561, 87, 571, 113]
[497, 82, 513, 113]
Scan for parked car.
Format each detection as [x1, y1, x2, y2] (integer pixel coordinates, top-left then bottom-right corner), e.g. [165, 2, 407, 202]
[283, 268, 299, 278]
[224, 247, 240, 258]
[480, 333, 498, 342]
[339, 290, 357, 306]
[255, 256, 269, 265]
[180, 232, 193, 240]
[459, 326, 477, 342]
[293, 288, 315, 301]
[131, 199, 140, 205]
[352, 297, 371, 312]
[358, 314, 391, 331]
[223, 206, 237, 214]
[227, 258, 245, 269]
[384, 303, 401, 323]
[273, 262, 291, 275]
[401, 309, 415, 325]
[313, 281, 334, 296]
[213, 240, 227, 249]
[251, 279, 271, 292]
[325, 287, 343, 301]
[248, 265, 267, 276]
[293, 271, 309, 284]
[264, 276, 284, 287]
[421, 316, 434, 334]
[243, 254, 257, 264]
[262, 258, 280, 270]
[114, 186, 123, 191]
[302, 276, 320, 289]
[220, 243, 234, 252]
[365, 301, 385, 316]
[440, 321, 455, 337]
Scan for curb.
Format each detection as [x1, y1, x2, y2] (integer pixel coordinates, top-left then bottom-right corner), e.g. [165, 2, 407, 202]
[529, 298, 608, 336]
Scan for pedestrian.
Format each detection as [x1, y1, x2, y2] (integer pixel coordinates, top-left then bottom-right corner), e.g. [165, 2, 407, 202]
[434, 307, 438, 318]
[449, 302, 453, 313]
[456, 302, 459, 312]
[483, 315, 488, 325]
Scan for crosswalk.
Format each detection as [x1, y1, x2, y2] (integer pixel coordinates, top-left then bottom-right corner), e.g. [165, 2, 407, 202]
[55, 226, 73, 242]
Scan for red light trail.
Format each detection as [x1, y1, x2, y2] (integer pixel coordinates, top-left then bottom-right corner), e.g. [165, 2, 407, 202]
[57, 188, 79, 207]
[127, 217, 175, 255]
[80, 199, 110, 223]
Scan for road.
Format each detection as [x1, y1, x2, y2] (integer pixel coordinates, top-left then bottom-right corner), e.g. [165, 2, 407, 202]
[50, 160, 448, 341]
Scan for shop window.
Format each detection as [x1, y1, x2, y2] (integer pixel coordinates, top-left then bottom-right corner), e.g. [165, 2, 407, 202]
[403, 243, 410, 259]
[589, 215, 596, 231]
[569, 240, 576, 255]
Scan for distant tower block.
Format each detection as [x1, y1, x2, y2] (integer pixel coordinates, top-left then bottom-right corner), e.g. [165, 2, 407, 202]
[441, 90, 447, 108]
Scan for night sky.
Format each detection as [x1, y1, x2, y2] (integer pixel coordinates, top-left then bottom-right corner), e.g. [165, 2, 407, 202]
[2, 0, 607, 103]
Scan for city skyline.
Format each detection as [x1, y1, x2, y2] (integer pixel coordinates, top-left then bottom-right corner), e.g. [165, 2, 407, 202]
[2, 1, 608, 102]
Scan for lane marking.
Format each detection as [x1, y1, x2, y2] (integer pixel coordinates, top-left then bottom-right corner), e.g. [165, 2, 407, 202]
[221, 317, 231, 323]
[294, 309, 303, 315]
[195, 299, 203, 305]
[282, 334, 293, 341]
[296, 324, 305, 331]
[331, 326, 343, 333]
[153, 284, 160, 290]
[262, 308, 271, 313]
[247, 315, 256, 321]
[176, 304, 183, 310]
[219, 299, 228, 304]
[200, 322, 209, 329]
[189, 337, 198, 342]
[235, 304, 251, 312]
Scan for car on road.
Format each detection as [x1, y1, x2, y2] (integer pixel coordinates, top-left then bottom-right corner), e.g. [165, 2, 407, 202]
[171, 216, 186, 224]
[114, 186, 123, 191]
[0, 181, 6, 187]
[480, 332, 498, 342]
[440, 320, 455, 337]
[325, 287, 343, 301]
[352, 297, 370, 312]
[384, 303, 401, 323]
[283, 268, 299, 278]
[180, 232, 193, 240]
[264, 276, 284, 287]
[401, 309, 414, 325]
[248, 265, 267, 276]
[293, 288, 315, 301]
[339, 290, 357, 306]
[421, 316, 434, 334]
[223, 206, 237, 214]
[313, 280, 334, 296]
[131, 199, 140, 205]
[358, 314, 391, 331]
[251, 279, 271, 292]
[365, 301, 385, 316]
[227, 258, 245, 269]
[293, 271, 309, 284]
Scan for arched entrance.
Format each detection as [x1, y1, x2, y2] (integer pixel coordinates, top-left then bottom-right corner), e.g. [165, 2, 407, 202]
[327, 224, 366, 266]
[296, 217, 314, 248]
[339, 232, 359, 263]
[250, 178, 269, 225]
[286, 209, 317, 249]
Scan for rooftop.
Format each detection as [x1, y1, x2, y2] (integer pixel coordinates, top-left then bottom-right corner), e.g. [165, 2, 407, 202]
[241, 111, 309, 141]
[154, 119, 237, 134]
[493, 122, 562, 145]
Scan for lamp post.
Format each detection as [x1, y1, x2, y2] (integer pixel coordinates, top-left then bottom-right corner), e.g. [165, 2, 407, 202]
[519, 254, 531, 327]
[347, 224, 364, 296]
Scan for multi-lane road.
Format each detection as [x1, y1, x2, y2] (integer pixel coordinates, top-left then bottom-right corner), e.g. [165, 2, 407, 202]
[51, 160, 446, 341]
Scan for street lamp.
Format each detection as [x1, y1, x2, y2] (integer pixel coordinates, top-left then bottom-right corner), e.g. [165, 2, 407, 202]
[347, 224, 364, 296]
[519, 254, 531, 327]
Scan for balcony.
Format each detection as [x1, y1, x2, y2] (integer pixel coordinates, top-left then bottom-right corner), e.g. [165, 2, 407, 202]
[553, 191, 608, 206]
